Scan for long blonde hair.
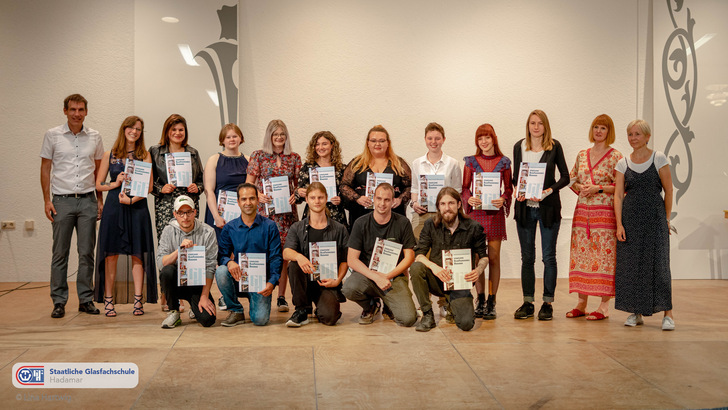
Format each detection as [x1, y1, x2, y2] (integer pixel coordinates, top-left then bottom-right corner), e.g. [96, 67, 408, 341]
[525, 109, 554, 151]
[349, 125, 405, 175]
[112, 116, 147, 160]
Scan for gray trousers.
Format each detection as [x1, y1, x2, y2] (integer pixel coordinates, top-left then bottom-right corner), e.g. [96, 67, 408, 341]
[410, 261, 475, 331]
[50, 195, 97, 305]
[342, 271, 417, 327]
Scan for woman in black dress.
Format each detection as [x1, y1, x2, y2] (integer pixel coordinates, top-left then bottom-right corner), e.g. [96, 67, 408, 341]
[94, 116, 157, 316]
[614, 119, 675, 330]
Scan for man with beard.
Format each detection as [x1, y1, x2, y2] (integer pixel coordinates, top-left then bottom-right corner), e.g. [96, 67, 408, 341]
[410, 187, 489, 332]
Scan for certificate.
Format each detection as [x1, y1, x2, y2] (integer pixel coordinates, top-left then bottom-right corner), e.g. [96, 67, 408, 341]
[310, 166, 337, 202]
[120, 159, 152, 198]
[237, 253, 267, 293]
[262, 176, 292, 215]
[309, 241, 338, 281]
[419, 174, 445, 212]
[442, 249, 472, 291]
[472, 172, 501, 211]
[178, 246, 206, 286]
[165, 152, 192, 187]
[216, 190, 240, 223]
[365, 172, 394, 209]
[516, 162, 546, 199]
[368, 238, 402, 275]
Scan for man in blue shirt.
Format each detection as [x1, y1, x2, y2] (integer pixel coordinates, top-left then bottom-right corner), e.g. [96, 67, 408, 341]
[216, 183, 282, 326]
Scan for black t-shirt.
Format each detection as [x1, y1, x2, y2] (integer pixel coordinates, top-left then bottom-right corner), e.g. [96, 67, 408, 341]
[348, 212, 415, 266]
[308, 226, 325, 244]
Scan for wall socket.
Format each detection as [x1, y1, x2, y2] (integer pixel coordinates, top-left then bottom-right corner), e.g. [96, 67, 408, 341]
[1, 221, 16, 229]
[25, 220, 34, 230]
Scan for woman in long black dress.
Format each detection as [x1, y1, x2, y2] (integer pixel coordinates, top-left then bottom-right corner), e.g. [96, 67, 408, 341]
[94, 116, 157, 316]
[614, 119, 675, 330]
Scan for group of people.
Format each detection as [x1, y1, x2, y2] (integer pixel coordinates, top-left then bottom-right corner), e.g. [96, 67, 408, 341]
[40, 94, 675, 332]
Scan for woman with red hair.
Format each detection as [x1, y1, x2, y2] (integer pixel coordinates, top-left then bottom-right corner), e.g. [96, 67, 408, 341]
[461, 123, 512, 320]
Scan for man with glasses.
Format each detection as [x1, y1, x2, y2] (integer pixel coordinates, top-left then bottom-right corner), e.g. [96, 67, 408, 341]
[158, 195, 218, 328]
[40, 94, 104, 318]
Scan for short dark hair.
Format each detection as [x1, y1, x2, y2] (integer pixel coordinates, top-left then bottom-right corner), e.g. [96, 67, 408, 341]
[424, 122, 445, 138]
[236, 182, 258, 197]
[374, 182, 395, 198]
[64, 94, 88, 110]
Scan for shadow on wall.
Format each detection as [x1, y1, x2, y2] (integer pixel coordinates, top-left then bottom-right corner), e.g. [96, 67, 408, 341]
[677, 215, 728, 279]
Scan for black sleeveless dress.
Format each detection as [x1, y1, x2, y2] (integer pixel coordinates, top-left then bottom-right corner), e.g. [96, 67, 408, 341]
[94, 152, 158, 303]
[615, 153, 672, 315]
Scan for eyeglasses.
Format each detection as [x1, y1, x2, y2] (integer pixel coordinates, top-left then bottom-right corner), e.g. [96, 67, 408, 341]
[176, 210, 195, 217]
[368, 139, 387, 145]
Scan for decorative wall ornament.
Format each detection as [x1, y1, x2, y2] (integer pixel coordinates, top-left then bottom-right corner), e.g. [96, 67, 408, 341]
[195, 4, 238, 126]
[662, 0, 697, 208]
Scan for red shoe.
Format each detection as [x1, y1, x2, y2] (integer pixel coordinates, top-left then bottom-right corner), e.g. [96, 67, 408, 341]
[565, 308, 586, 318]
[586, 311, 609, 320]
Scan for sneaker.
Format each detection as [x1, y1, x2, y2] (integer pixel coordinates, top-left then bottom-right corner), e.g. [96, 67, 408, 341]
[382, 302, 394, 321]
[221, 311, 245, 327]
[189, 310, 196, 320]
[286, 309, 310, 327]
[218, 296, 227, 311]
[444, 304, 455, 324]
[514, 302, 535, 319]
[277, 296, 289, 312]
[416, 309, 436, 332]
[624, 313, 644, 327]
[161, 310, 181, 329]
[358, 300, 381, 325]
[662, 316, 675, 331]
[483, 295, 497, 320]
[538, 302, 553, 321]
[474, 299, 485, 318]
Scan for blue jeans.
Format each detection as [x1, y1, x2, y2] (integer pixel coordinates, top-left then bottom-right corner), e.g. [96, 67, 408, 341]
[516, 206, 560, 303]
[215, 265, 272, 326]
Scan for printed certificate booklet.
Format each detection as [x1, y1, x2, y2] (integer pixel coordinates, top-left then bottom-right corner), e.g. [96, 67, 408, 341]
[442, 249, 472, 291]
[237, 253, 267, 293]
[309, 241, 338, 281]
[516, 162, 546, 199]
[121, 159, 152, 198]
[365, 172, 394, 209]
[419, 174, 445, 212]
[262, 176, 292, 216]
[216, 190, 240, 223]
[310, 166, 337, 202]
[368, 238, 403, 275]
[165, 152, 193, 187]
[472, 172, 501, 211]
[178, 246, 206, 286]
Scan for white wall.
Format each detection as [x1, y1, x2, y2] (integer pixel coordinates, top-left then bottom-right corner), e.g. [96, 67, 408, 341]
[0, 0, 135, 281]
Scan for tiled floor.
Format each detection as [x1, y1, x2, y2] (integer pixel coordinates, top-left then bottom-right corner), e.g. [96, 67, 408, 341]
[1, 279, 727, 409]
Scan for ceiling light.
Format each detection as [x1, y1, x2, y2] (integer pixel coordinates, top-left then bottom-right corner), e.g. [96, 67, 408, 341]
[162, 16, 179, 23]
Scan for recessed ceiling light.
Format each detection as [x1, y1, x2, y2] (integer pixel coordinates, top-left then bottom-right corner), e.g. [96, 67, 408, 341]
[162, 16, 179, 23]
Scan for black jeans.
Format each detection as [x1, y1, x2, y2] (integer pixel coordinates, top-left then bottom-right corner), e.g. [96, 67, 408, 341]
[288, 262, 342, 326]
[160, 265, 216, 327]
[410, 261, 475, 331]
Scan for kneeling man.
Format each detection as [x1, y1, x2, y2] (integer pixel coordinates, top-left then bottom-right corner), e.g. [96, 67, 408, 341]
[342, 183, 417, 327]
[411, 187, 488, 332]
[283, 182, 349, 327]
[216, 183, 282, 326]
[158, 195, 218, 328]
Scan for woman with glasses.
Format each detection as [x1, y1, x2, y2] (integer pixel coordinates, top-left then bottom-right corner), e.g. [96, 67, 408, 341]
[93, 116, 157, 317]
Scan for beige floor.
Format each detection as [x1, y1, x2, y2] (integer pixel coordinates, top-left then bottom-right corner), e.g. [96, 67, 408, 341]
[1, 279, 727, 409]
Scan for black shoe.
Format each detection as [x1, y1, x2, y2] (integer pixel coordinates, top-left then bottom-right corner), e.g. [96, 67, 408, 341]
[483, 294, 497, 320]
[277, 296, 289, 312]
[78, 301, 100, 314]
[538, 302, 553, 321]
[286, 309, 310, 327]
[514, 302, 534, 319]
[474, 299, 485, 318]
[416, 309, 436, 332]
[51, 303, 65, 318]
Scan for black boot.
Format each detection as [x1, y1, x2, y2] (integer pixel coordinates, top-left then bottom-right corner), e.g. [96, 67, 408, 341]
[483, 294, 497, 320]
[416, 309, 436, 332]
[474, 294, 485, 318]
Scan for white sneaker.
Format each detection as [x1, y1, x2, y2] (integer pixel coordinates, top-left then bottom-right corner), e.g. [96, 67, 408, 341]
[624, 313, 644, 327]
[161, 310, 181, 329]
[218, 296, 227, 311]
[662, 316, 675, 331]
[189, 310, 196, 320]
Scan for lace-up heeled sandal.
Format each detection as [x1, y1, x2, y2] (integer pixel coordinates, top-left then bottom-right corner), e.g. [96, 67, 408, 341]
[133, 294, 144, 316]
[104, 296, 117, 317]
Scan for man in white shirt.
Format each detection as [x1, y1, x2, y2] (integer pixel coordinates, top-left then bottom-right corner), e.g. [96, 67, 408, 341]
[40, 94, 104, 318]
[410, 122, 462, 239]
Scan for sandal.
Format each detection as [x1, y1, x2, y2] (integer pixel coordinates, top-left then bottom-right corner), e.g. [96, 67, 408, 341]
[161, 304, 169, 312]
[104, 296, 117, 317]
[586, 311, 608, 320]
[566, 308, 586, 318]
[133, 294, 144, 316]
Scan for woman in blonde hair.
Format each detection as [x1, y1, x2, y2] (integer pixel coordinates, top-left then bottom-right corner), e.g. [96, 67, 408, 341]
[512, 110, 569, 321]
[93, 116, 157, 316]
[295, 131, 347, 227]
[340, 125, 412, 226]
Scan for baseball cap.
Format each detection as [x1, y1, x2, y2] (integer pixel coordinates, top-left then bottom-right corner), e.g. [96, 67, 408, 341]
[174, 195, 195, 212]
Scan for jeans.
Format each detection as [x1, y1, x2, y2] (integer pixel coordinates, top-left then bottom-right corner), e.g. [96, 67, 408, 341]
[288, 262, 342, 326]
[516, 206, 560, 303]
[215, 265, 272, 326]
[159, 265, 215, 327]
[410, 261, 475, 331]
[50, 194, 97, 305]
[341, 270, 417, 327]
